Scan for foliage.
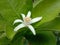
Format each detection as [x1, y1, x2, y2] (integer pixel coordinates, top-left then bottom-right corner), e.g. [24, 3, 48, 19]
[0, 0, 60, 45]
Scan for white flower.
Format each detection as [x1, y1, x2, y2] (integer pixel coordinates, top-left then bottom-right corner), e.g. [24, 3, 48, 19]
[13, 11, 42, 35]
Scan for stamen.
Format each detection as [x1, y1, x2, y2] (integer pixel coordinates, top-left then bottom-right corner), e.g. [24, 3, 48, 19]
[24, 17, 31, 23]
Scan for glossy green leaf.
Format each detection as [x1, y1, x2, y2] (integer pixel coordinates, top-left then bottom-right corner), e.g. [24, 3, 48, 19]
[0, 0, 32, 39]
[32, 0, 60, 27]
[38, 17, 60, 31]
[25, 31, 56, 45]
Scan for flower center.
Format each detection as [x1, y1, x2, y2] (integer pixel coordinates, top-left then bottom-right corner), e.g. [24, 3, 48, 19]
[24, 17, 31, 23]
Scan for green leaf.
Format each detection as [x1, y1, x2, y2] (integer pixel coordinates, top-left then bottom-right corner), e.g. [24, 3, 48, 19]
[0, 13, 6, 31]
[0, 33, 10, 45]
[38, 17, 60, 31]
[0, 0, 32, 39]
[9, 32, 25, 45]
[25, 31, 56, 45]
[10, 37, 24, 45]
[33, 0, 43, 8]
[32, 0, 60, 27]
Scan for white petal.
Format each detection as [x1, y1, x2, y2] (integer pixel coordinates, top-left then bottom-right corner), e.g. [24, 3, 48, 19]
[14, 24, 25, 31]
[27, 11, 31, 17]
[31, 17, 42, 24]
[21, 14, 25, 19]
[13, 19, 23, 25]
[27, 25, 36, 35]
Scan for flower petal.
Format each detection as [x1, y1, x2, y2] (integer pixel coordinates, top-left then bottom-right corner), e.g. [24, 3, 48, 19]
[27, 11, 31, 17]
[31, 17, 42, 24]
[27, 25, 36, 35]
[21, 14, 25, 19]
[13, 19, 23, 25]
[14, 24, 25, 31]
